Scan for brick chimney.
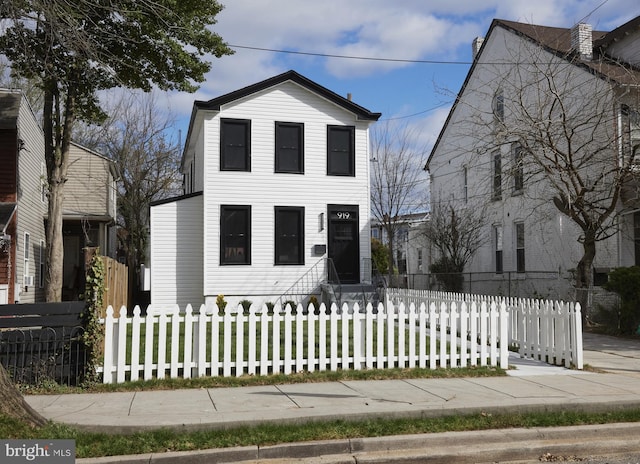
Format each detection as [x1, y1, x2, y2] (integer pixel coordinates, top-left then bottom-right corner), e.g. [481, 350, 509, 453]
[571, 23, 592, 60]
[472, 37, 484, 60]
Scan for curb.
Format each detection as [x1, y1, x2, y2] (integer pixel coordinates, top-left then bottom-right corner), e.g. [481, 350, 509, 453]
[77, 421, 640, 463]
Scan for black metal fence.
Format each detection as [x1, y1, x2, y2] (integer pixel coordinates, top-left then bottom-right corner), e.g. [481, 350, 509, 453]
[389, 270, 570, 300]
[0, 302, 88, 386]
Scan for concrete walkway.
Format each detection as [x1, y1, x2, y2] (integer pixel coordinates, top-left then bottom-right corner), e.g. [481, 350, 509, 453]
[24, 331, 640, 463]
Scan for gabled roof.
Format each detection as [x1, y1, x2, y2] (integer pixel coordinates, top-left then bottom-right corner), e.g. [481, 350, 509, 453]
[194, 70, 381, 121]
[182, 70, 381, 164]
[425, 16, 640, 170]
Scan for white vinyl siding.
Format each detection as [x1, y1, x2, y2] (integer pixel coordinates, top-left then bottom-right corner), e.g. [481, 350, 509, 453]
[150, 194, 204, 310]
[201, 81, 372, 306]
[14, 93, 47, 303]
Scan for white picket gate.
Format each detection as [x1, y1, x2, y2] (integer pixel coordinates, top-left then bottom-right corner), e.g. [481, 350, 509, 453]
[386, 289, 583, 369]
[99, 301, 510, 384]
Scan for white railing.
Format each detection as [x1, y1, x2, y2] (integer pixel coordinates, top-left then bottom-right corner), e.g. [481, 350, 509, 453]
[99, 301, 509, 384]
[386, 288, 583, 369]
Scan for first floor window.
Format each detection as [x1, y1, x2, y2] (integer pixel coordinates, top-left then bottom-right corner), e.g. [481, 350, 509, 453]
[24, 232, 30, 278]
[39, 240, 45, 288]
[221, 205, 251, 264]
[515, 222, 525, 273]
[275, 207, 304, 265]
[635, 212, 640, 266]
[494, 225, 503, 274]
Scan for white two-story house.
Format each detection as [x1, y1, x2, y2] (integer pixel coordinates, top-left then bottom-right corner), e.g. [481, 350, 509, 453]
[150, 70, 381, 310]
[426, 17, 640, 302]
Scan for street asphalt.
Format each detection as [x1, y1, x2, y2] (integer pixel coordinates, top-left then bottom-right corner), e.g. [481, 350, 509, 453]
[25, 331, 640, 463]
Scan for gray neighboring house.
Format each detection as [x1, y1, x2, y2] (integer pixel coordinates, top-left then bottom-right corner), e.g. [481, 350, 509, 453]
[426, 17, 640, 301]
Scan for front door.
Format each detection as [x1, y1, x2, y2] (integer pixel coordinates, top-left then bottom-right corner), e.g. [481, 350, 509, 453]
[328, 205, 359, 284]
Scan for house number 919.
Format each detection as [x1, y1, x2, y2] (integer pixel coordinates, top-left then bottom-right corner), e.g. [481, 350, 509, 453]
[336, 212, 351, 219]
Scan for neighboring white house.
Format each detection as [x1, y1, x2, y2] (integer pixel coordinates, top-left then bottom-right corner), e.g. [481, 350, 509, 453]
[150, 70, 381, 310]
[371, 212, 430, 287]
[426, 17, 640, 302]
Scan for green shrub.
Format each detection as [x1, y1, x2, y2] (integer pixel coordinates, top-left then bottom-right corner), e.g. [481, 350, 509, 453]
[603, 266, 640, 335]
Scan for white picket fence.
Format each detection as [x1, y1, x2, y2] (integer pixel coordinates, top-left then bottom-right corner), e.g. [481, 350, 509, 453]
[99, 300, 510, 384]
[386, 289, 583, 369]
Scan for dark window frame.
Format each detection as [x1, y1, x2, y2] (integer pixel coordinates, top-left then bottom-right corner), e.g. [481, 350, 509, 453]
[220, 118, 251, 172]
[515, 222, 525, 273]
[512, 143, 524, 193]
[275, 206, 305, 265]
[275, 122, 304, 174]
[220, 205, 251, 265]
[493, 89, 504, 123]
[493, 151, 502, 201]
[327, 125, 355, 176]
[494, 225, 503, 274]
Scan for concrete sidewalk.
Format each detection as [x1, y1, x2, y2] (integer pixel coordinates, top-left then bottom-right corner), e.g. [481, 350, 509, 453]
[24, 331, 640, 463]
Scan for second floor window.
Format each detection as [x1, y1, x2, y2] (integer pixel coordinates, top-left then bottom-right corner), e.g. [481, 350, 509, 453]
[493, 151, 502, 200]
[512, 143, 524, 192]
[221, 119, 250, 171]
[621, 105, 640, 166]
[327, 125, 355, 176]
[275, 122, 304, 173]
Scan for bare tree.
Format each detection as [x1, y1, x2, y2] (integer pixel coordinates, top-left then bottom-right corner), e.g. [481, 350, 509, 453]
[0, 0, 232, 301]
[370, 120, 428, 282]
[423, 200, 486, 291]
[440, 23, 640, 311]
[75, 91, 183, 304]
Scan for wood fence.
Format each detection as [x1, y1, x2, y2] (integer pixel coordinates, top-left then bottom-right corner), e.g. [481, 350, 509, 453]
[386, 289, 583, 369]
[99, 301, 510, 384]
[100, 257, 128, 317]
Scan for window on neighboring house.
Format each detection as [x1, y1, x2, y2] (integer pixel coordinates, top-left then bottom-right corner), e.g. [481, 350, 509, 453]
[220, 119, 250, 171]
[492, 151, 502, 200]
[275, 207, 304, 265]
[493, 89, 504, 123]
[327, 125, 355, 176]
[417, 249, 423, 272]
[275, 122, 304, 173]
[515, 222, 525, 273]
[621, 105, 640, 167]
[494, 225, 503, 274]
[635, 212, 640, 266]
[39, 240, 45, 288]
[220, 205, 251, 264]
[40, 163, 47, 203]
[463, 166, 468, 203]
[24, 232, 30, 280]
[512, 143, 524, 193]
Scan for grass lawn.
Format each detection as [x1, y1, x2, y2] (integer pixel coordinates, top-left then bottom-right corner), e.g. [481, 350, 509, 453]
[3, 405, 640, 459]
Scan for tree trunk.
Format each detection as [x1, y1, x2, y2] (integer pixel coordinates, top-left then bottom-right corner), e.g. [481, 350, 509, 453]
[45, 178, 64, 302]
[0, 364, 47, 428]
[575, 232, 597, 326]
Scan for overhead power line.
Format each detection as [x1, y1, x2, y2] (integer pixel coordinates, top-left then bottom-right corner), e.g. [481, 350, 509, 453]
[228, 44, 473, 65]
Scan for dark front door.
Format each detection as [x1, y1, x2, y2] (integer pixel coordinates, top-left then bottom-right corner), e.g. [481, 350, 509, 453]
[328, 205, 359, 284]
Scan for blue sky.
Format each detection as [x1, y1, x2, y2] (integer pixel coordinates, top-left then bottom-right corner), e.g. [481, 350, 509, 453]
[162, 0, 638, 152]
